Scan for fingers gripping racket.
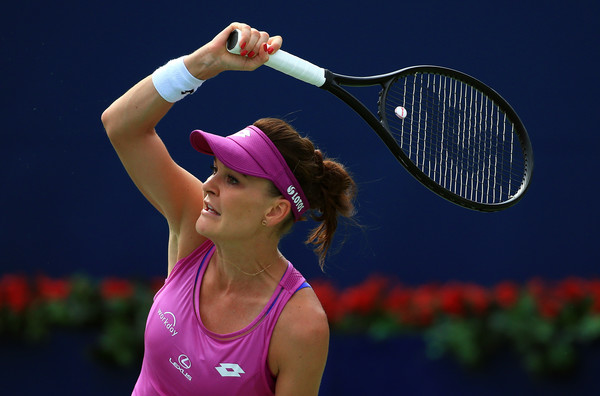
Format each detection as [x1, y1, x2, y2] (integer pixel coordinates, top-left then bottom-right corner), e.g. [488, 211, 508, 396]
[227, 30, 533, 212]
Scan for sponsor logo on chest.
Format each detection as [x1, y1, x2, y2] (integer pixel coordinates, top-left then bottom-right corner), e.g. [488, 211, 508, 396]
[157, 308, 178, 336]
[215, 363, 246, 377]
[170, 354, 193, 381]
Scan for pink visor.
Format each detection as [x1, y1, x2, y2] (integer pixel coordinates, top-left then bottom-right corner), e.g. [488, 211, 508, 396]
[190, 125, 309, 220]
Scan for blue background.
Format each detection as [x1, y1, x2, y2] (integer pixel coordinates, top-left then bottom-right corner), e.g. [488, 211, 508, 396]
[2, 0, 599, 394]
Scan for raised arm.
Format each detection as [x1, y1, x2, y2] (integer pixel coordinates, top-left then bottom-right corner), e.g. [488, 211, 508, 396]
[101, 23, 282, 269]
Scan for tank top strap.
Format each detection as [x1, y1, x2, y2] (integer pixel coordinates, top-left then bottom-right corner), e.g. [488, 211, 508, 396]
[279, 262, 307, 294]
[262, 263, 308, 323]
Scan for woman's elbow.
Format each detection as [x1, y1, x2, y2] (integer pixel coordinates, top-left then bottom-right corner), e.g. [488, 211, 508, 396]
[101, 106, 122, 140]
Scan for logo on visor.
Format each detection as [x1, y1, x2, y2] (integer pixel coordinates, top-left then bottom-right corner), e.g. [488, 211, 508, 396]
[287, 185, 305, 213]
[233, 130, 251, 138]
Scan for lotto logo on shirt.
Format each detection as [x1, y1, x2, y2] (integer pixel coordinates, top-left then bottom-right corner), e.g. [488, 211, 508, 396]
[215, 363, 245, 377]
[157, 308, 179, 336]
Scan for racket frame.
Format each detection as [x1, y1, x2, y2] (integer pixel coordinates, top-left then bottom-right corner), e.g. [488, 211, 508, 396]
[322, 67, 533, 211]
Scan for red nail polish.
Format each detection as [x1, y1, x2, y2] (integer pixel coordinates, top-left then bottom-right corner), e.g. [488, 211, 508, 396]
[240, 49, 248, 56]
[241, 42, 246, 50]
[247, 51, 255, 58]
[263, 43, 268, 52]
[267, 47, 274, 54]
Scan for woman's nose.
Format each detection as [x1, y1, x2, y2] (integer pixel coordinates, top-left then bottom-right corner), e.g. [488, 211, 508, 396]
[202, 174, 218, 196]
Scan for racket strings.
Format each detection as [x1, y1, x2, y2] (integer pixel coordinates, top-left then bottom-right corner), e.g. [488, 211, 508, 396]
[383, 73, 527, 204]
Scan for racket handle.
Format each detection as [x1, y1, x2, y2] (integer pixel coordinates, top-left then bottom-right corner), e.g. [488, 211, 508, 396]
[227, 29, 326, 88]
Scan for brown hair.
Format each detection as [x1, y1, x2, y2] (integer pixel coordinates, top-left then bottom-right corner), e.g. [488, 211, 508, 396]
[253, 118, 357, 270]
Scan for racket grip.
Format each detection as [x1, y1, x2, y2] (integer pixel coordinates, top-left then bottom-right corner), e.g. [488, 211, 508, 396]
[227, 29, 326, 87]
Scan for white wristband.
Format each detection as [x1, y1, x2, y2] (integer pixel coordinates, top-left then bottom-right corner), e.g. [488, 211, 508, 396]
[151, 56, 204, 103]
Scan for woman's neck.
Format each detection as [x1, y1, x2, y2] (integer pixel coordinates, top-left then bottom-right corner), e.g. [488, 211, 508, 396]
[209, 239, 288, 289]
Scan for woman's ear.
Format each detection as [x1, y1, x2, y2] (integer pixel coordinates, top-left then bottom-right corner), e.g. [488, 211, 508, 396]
[264, 197, 291, 227]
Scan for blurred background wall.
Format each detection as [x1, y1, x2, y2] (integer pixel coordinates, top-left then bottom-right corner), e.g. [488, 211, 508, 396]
[2, 0, 599, 394]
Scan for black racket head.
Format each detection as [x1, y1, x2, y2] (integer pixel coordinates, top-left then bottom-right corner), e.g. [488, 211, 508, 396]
[378, 66, 533, 212]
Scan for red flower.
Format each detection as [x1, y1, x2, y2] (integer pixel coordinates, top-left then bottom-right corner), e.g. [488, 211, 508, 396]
[410, 284, 438, 326]
[589, 280, 600, 313]
[384, 285, 412, 312]
[525, 278, 575, 320]
[100, 278, 134, 300]
[537, 297, 563, 320]
[494, 281, 520, 309]
[463, 284, 489, 316]
[36, 276, 71, 301]
[556, 277, 587, 303]
[0, 274, 31, 312]
[339, 276, 388, 316]
[384, 285, 413, 325]
[439, 284, 464, 317]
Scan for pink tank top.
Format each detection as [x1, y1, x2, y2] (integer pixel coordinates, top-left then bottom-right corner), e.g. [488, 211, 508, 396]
[132, 240, 309, 396]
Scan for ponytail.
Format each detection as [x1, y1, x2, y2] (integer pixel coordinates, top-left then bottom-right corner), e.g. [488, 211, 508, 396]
[254, 118, 357, 270]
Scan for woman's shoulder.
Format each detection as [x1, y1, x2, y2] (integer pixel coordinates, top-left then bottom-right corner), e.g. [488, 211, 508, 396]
[278, 286, 329, 343]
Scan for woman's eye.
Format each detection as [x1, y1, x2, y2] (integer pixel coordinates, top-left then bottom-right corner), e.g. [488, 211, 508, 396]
[209, 165, 238, 185]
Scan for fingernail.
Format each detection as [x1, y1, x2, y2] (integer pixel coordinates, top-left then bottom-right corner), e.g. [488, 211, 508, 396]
[267, 47, 274, 54]
[263, 43, 268, 52]
[241, 42, 246, 50]
[240, 49, 248, 56]
[247, 51, 255, 58]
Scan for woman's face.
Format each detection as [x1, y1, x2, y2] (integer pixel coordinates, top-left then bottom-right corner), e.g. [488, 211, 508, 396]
[196, 158, 279, 242]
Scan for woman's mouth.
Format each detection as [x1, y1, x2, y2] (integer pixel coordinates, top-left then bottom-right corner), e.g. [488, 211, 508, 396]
[204, 202, 220, 216]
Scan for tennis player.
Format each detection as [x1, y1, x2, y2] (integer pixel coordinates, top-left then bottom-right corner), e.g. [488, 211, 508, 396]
[101, 22, 356, 395]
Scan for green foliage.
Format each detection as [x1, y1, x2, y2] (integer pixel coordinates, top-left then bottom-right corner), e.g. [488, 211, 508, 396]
[0, 273, 158, 367]
[312, 276, 600, 375]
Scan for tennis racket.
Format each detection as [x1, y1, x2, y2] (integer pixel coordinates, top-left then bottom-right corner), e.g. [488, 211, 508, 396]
[227, 30, 533, 212]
